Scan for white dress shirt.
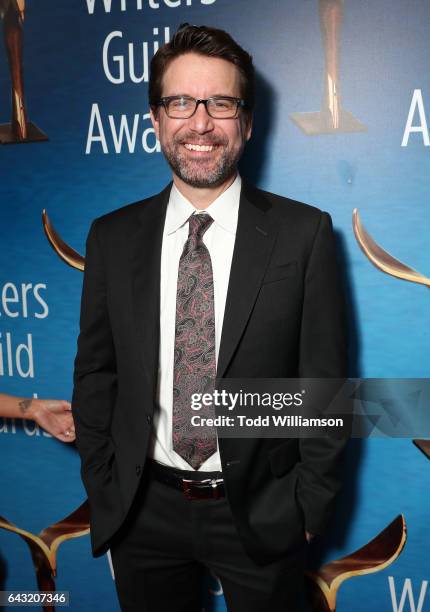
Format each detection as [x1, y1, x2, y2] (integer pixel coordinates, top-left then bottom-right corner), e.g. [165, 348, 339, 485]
[148, 174, 241, 471]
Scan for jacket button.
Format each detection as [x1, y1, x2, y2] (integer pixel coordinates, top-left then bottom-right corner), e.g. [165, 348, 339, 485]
[146, 414, 152, 424]
[136, 465, 142, 476]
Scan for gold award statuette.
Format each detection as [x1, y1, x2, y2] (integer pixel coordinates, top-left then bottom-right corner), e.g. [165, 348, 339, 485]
[306, 515, 407, 612]
[290, 0, 366, 135]
[0, 0, 48, 144]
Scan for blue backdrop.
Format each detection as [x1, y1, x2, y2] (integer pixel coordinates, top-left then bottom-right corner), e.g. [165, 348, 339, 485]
[1, 1, 429, 610]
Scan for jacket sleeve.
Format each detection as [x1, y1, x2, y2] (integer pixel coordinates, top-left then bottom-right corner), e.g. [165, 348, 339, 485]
[72, 219, 118, 490]
[297, 211, 348, 535]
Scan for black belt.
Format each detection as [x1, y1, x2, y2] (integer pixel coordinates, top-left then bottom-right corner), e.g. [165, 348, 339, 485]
[147, 459, 225, 500]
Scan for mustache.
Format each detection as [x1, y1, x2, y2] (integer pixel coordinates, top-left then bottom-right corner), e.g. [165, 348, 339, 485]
[176, 134, 227, 146]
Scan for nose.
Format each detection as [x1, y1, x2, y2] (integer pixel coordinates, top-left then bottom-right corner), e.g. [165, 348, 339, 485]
[188, 101, 215, 134]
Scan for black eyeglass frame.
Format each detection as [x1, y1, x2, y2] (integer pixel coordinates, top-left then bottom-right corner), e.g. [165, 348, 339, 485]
[157, 96, 247, 119]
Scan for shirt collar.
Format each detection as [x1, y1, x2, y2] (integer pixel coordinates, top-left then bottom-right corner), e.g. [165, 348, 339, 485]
[165, 174, 241, 236]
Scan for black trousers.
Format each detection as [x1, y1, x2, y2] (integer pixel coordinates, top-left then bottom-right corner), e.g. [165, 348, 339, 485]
[110, 471, 307, 612]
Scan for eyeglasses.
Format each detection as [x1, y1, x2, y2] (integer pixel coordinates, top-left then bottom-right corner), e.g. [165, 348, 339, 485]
[157, 96, 246, 119]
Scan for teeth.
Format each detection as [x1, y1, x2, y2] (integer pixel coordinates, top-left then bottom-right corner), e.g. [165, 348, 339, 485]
[184, 143, 215, 152]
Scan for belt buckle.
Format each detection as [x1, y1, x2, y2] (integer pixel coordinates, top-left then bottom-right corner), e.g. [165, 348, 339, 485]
[182, 478, 221, 500]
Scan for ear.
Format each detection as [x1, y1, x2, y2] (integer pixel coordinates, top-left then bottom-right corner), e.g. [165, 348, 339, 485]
[244, 113, 253, 141]
[150, 107, 160, 141]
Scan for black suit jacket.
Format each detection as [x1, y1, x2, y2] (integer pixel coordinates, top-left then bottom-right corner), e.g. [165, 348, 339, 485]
[72, 180, 347, 564]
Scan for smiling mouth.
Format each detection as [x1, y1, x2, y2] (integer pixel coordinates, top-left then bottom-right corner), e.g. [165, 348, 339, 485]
[183, 143, 219, 152]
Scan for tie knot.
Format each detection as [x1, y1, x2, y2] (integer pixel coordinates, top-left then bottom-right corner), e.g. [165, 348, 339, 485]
[188, 213, 214, 240]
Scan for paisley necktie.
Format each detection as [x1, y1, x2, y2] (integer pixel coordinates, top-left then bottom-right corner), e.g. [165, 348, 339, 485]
[172, 213, 217, 469]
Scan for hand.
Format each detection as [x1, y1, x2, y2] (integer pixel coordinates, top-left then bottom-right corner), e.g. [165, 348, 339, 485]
[30, 399, 76, 443]
[305, 531, 315, 544]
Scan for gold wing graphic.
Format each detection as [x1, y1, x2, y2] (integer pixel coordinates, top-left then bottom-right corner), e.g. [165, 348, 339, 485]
[0, 500, 90, 577]
[42, 210, 85, 271]
[353, 209, 430, 287]
[413, 439, 430, 460]
[306, 515, 407, 611]
[353, 212, 430, 461]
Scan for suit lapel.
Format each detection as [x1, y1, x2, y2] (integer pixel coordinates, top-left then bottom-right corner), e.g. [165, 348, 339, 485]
[216, 181, 278, 379]
[131, 183, 171, 391]
[130, 180, 279, 386]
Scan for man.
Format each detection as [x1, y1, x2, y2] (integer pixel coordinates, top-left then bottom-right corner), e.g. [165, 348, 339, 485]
[72, 24, 347, 612]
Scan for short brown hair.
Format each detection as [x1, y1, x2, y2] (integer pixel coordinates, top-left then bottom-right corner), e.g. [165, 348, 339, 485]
[149, 24, 255, 114]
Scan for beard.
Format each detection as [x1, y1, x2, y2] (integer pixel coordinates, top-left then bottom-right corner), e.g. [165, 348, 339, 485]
[160, 133, 245, 189]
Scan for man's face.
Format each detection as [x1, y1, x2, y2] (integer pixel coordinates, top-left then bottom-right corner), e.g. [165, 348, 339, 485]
[150, 52, 252, 189]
